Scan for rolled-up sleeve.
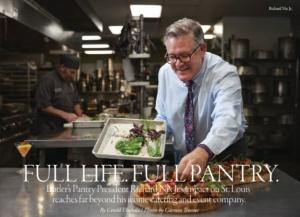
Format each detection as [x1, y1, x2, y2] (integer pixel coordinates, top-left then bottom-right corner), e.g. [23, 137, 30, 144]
[35, 77, 53, 110]
[201, 66, 244, 155]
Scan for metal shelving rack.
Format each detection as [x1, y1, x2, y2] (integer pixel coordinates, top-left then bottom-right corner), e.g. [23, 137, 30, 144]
[232, 58, 299, 160]
[0, 62, 37, 110]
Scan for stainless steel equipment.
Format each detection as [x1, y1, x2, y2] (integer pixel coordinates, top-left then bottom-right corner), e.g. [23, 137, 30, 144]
[272, 81, 289, 104]
[230, 38, 250, 59]
[251, 80, 267, 104]
[238, 66, 257, 76]
[251, 80, 267, 94]
[0, 112, 33, 166]
[252, 50, 274, 59]
[72, 121, 104, 128]
[271, 67, 289, 76]
[253, 94, 267, 104]
[1, 168, 299, 217]
[278, 36, 297, 60]
[278, 114, 294, 125]
[274, 81, 288, 97]
[0, 113, 33, 145]
[0, 63, 37, 108]
[272, 96, 285, 105]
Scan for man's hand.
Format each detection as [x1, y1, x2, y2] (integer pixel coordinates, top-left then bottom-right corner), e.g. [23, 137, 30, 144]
[42, 106, 79, 123]
[62, 112, 78, 122]
[74, 103, 83, 117]
[177, 147, 209, 181]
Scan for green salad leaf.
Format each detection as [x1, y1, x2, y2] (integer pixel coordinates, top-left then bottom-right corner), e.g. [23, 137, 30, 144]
[115, 137, 144, 155]
[147, 139, 161, 157]
[141, 119, 155, 131]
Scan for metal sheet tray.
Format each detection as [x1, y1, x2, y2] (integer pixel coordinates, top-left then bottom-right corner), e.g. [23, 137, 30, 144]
[92, 118, 166, 161]
[72, 120, 104, 128]
[64, 117, 105, 128]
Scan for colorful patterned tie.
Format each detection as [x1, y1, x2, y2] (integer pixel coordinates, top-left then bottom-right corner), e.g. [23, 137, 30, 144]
[184, 80, 195, 153]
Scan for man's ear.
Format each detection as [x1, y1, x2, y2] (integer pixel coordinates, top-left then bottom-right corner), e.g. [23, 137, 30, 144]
[58, 64, 65, 72]
[200, 43, 207, 52]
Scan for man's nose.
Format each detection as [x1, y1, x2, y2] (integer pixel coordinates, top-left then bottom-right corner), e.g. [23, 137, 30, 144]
[174, 58, 185, 68]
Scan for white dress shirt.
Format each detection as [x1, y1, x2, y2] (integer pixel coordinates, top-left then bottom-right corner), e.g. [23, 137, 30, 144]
[155, 52, 247, 156]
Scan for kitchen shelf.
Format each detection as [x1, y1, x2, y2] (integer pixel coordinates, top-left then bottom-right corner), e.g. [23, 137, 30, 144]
[232, 58, 296, 63]
[234, 57, 299, 158]
[0, 63, 37, 109]
[240, 76, 294, 80]
[247, 124, 293, 129]
[80, 91, 121, 94]
[253, 145, 288, 151]
[244, 104, 296, 109]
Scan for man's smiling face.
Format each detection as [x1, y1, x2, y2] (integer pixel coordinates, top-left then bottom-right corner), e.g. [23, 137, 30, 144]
[165, 33, 206, 82]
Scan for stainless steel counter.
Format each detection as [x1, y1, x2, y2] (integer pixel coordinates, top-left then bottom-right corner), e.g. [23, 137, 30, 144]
[0, 168, 132, 217]
[0, 168, 299, 217]
[27, 128, 102, 148]
[27, 128, 103, 165]
[27, 128, 173, 165]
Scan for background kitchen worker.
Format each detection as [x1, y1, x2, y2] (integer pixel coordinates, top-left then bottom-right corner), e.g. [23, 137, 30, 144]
[35, 55, 83, 134]
[35, 55, 83, 164]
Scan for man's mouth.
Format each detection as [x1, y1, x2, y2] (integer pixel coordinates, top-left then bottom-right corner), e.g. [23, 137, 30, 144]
[176, 66, 190, 72]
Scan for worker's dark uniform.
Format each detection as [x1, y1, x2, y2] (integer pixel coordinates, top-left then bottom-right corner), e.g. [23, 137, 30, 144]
[35, 70, 80, 134]
[35, 70, 80, 164]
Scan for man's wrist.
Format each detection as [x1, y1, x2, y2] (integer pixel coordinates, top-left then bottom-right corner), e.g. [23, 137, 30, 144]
[197, 144, 214, 161]
[43, 106, 67, 120]
[59, 110, 68, 119]
[76, 110, 83, 117]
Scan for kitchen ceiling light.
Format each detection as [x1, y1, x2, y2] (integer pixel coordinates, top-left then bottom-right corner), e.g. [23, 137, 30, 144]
[130, 5, 162, 18]
[82, 44, 109, 49]
[82, 35, 101, 41]
[201, 25, 211, 33]
[204, 34, 216, 40]
[84, 50, 115, 55]
[214, 24, 223, 35]
[108, 26, 123, 35]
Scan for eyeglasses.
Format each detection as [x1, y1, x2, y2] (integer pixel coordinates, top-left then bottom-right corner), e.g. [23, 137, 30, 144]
[165, 44, 202, 64]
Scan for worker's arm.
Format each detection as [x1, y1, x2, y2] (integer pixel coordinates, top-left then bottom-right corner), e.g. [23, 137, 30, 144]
[42, 106, 78, 122]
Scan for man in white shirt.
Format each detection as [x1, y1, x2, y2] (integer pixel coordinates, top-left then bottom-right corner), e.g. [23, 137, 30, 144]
[155, 18, 247, 180]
